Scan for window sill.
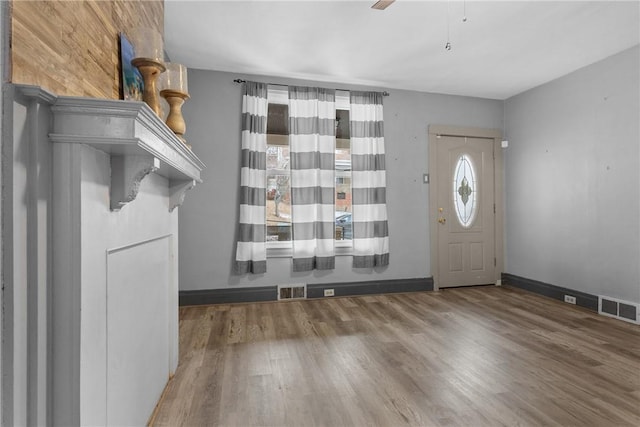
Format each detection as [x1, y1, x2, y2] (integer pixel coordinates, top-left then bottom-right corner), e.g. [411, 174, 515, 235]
[267, 241, 353, 258]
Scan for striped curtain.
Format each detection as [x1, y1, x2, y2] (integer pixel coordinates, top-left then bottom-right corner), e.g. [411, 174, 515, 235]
[350, 91, 390, 267]
[289, 86, 336, 271]
[234, 81, 268, 274]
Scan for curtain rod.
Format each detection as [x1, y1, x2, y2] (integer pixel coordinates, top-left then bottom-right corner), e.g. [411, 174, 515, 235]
[233, 79, 389, 97]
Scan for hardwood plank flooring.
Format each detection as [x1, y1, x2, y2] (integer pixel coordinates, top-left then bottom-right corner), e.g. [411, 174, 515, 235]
[150, 286, 640, 426]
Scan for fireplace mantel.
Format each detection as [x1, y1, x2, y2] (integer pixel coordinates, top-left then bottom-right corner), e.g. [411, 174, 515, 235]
[18, 84, 205, 211]
[3, 84, 204, 425]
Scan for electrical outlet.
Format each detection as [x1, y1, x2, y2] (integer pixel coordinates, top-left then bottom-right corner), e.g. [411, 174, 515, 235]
[324, 288, 335, 297]
[564, 295, 577, 304]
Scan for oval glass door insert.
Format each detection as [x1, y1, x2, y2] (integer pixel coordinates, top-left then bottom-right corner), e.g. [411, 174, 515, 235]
[453, 154, 477, 227]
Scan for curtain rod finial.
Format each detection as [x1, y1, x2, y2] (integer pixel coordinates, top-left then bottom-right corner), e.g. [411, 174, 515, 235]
[234, 79, 246, 84]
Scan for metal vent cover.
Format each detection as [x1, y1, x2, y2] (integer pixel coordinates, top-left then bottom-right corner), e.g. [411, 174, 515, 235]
[601, 299, 618, 316]
[598, 296, 640, 325]
[619, 303, 638, 322]
[277, 284, 307, 301]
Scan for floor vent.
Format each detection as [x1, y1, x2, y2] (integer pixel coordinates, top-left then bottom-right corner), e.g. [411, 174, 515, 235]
[278, 284, 307, 301]
[598, 296, 640, 325]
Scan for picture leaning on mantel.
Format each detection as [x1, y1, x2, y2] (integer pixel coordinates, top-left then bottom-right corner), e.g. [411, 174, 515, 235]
[119, 32, 144, 101]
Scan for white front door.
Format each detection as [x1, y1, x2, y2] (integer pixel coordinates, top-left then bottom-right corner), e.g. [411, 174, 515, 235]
[429, 126, 503, 289]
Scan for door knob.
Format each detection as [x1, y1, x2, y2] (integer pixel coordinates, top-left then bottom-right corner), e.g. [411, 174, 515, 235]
[438, 217, 446, 224]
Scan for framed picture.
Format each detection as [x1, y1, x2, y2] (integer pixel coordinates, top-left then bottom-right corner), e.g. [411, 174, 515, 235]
[119, 33, 143, 101]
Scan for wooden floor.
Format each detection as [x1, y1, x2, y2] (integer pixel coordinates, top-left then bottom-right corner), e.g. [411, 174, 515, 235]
[151, 286, 640, 426]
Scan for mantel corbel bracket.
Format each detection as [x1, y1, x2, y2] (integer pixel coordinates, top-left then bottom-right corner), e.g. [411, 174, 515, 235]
[169, 179, 197, 212]
[111, 155, 160, 211]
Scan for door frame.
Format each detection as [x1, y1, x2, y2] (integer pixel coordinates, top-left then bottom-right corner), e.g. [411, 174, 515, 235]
[428, 125, 504, 291]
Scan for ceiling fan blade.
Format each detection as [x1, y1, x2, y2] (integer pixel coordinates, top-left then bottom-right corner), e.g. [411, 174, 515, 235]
[371, 0, 395, 11]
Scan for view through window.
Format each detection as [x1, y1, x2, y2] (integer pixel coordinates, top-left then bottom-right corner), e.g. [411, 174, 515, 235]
[265, 87, 352, 244]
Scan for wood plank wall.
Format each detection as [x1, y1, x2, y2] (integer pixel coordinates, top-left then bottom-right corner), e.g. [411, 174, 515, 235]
[11, 0, 163, 99]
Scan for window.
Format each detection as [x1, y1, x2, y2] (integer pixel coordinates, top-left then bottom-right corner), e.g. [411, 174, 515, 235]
[334, 106, 352, 241]
[265, 86, 352, 247]
[266, 98, 292, 242]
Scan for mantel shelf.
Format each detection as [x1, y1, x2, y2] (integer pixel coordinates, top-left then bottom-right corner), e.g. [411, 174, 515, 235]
[17, 84, 206, 211]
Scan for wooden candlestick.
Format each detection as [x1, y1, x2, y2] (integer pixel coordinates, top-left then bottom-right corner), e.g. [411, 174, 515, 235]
[131, 58, 166, 117]
[160, 89, 190, 148]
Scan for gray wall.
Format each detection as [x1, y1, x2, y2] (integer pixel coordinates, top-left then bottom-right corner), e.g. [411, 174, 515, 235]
[179, 69, 503, 290]
[504, 46, 640, 303]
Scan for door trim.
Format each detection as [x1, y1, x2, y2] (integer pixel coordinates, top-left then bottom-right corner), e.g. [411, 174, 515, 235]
[428, 125, 504, 290]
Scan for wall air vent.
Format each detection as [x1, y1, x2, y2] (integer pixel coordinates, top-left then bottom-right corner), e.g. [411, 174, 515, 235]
[598, 296, 640, 325]
[278, 284, 307, 301]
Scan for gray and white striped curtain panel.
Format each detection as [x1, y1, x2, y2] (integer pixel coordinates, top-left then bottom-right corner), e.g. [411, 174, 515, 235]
[234, 81, 268, 274]
[289, 86, 336, 271]
[350, 91, 390, 267]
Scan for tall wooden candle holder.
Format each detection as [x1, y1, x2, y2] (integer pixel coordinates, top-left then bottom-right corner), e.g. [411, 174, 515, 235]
[132, 58, 166, 117]
[159, 62, 191, 149]
[129, 28, 165, 117]
[160, 89, 190, 148]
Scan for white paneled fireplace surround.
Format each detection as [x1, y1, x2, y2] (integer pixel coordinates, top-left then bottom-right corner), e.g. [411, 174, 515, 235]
[2, 84, 205, 425]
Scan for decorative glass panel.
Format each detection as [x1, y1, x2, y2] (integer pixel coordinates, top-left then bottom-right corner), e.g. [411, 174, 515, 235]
[453, 154, 477, 227]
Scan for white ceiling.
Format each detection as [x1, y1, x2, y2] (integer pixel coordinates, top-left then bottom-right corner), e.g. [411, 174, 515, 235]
[164, 0, 640, 100]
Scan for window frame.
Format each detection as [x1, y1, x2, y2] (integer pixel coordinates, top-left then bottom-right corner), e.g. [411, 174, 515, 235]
[265, 86, 353, 257]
